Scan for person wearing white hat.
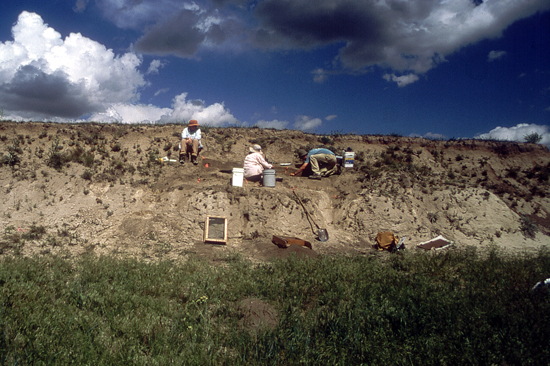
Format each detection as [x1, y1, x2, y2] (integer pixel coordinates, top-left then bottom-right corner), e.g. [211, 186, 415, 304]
[243, 144, 273, 182]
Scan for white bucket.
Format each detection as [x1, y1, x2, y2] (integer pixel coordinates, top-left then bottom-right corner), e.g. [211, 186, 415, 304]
[263, 169, 276, 187]
[344, 151, 355, 168]
[232, 168, 244, 187]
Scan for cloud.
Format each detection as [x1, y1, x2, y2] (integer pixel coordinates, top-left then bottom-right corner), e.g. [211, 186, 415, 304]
[146, 59, 166, 74]
[487, 50, 507, 62]
[95, 0, 183, 30]
[0, 65, 96, 118]
[89, 103, 172, 123]
[114, 1, 247, 57]
[134, 10, 208, 57]
[325, 115, 337, 121]
[383, 73, 420, 87]
[0, 12, 239, 126]
[154, 88, 170, 97]
[312, 68, 328, 83]
[87, 93, 238, 126]
[424, 132, 446, 140]
[252, 0, 550, 77]
[293, 115, 322, 132]
[254, 119, 289, 129]
[159, 93, 237, 126]
[73, 0, 89, 13]
[409, 132, 446, 140]
[475, 123, 550, 146]
[0, 11, 146, 120]
[91, 0, 550, 81]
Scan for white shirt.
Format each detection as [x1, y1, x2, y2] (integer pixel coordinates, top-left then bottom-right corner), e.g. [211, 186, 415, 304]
[181, 127, 202, 148]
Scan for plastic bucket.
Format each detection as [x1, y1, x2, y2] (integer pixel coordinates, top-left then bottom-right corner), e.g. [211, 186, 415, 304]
[232, 168, 244, 187]
[344, 151, 355, 168]
[263, 169, 276, 187]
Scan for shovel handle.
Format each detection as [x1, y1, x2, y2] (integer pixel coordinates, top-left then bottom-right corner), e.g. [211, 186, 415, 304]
[293, 190, 320, 230]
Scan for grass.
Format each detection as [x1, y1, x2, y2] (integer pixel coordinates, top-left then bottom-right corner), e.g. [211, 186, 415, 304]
[0, 248, 549, 365]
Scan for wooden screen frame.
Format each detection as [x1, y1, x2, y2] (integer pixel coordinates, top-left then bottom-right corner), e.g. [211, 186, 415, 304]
[204, 216, 228, 244]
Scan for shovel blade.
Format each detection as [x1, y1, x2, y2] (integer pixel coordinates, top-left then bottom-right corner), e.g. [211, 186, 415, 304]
[317, 229, 329, 242]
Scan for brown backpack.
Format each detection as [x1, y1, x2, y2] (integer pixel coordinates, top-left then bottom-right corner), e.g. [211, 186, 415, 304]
[376, 231, 399, 251]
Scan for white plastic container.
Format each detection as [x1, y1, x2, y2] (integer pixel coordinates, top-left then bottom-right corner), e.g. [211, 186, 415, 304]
[263, 169, 276, 187]
[232, 168, 244, 187]
[344, 151, 355, 168]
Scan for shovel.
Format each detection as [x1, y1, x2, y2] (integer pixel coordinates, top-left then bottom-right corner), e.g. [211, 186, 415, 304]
[293, 190, 329, 242]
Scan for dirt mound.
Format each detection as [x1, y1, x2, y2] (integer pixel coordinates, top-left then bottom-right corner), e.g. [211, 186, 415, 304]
[239, 298, 279, 334]
[0, 121, 549, 261]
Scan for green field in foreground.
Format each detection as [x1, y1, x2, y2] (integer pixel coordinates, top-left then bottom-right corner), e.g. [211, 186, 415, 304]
[0, 247, 549, 365]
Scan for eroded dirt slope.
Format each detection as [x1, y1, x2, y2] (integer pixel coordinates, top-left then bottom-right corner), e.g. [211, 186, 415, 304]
[1, 122, 549, 261]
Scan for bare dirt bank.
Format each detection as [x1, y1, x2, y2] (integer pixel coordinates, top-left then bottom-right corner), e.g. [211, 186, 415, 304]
[1, 121, 549, 261]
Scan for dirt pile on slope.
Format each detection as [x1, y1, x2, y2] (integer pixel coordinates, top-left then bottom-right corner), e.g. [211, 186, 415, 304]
[0, 121, 549, 261]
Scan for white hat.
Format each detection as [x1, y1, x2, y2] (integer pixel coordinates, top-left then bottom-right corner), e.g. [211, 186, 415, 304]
[249, 144, 262, 153]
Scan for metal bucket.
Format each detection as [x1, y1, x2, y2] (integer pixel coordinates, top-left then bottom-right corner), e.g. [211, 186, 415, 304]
[263, 169, 276, 187]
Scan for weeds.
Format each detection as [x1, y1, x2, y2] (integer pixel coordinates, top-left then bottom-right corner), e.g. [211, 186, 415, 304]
[0, 249, 548, 364]
[2, 138, 22, 166]
[81, 170, 93, 181]
[428, 212, 439, 223]
[21, 223, 47, 240]
[46, 138, 64, 170]
[525, 132, 543, 144]
[520, 215, 539, 238]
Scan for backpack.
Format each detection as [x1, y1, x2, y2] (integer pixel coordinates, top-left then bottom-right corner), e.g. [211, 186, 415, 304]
[376, 231, 399, 251]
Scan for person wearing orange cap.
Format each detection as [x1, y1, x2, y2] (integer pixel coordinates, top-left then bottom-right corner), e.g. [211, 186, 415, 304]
[179, 119, 202, 165]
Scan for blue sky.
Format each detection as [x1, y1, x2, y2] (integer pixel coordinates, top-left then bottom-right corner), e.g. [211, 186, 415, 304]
[0, 0, 549, 144]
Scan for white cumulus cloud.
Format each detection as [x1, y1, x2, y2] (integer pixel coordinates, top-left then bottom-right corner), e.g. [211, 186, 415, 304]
[255, 119, 289, 130]
[0, 11, 238, 126]
[475, 123, 550, 146]
[159, 93, 237, 126]
[383, 73, 420, 87]
[89, 103, 172, 123]
[293, 115, 322, 132]
[0, 11, 146, 120]
[146, 59, 166, 74]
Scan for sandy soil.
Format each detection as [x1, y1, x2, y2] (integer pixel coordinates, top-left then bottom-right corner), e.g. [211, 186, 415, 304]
[1, 121, 549, 262]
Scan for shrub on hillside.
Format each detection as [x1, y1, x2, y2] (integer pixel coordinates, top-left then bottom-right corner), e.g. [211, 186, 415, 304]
[524, 132, 543, 144]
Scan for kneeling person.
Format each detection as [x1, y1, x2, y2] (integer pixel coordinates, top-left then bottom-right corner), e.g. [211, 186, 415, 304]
[243, 144, 273, 182]
[290, 148, 337, 179]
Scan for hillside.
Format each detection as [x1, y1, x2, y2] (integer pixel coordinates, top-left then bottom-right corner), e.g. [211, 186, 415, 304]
[1, 121, 549, 261]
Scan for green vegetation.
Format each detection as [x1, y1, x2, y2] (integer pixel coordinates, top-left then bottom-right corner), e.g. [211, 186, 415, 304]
[1, 224, 80, 255]
[0, 248, 549, 365]
[520, 215, 539, 238]
[525, 132, 543, 144]
[1, 138, 22, 167]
